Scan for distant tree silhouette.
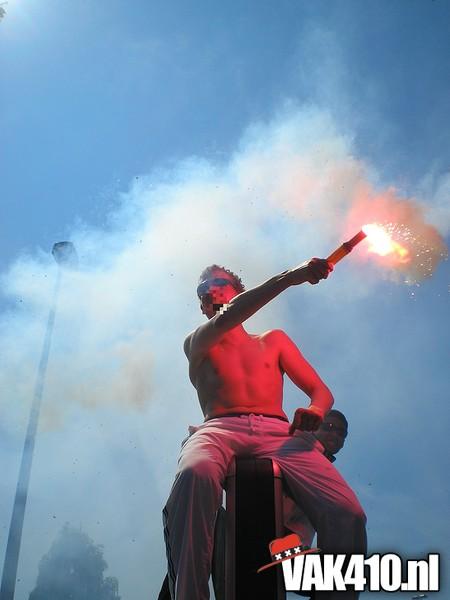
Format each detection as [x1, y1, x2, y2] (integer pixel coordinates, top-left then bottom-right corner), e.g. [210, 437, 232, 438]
[29, 524, 120, 600]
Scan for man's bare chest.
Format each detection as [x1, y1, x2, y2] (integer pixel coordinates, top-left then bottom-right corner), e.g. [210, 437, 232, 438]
[201, 336, 280, 382]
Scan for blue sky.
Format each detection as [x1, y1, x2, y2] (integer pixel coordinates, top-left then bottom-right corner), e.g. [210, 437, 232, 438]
[1, 1, 449, 599]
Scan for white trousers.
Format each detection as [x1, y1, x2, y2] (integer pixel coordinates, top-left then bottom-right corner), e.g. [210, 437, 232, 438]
[163, 414, 366, 600]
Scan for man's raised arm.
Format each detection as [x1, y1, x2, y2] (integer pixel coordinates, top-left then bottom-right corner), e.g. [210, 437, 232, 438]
[185, 258, 332, 368]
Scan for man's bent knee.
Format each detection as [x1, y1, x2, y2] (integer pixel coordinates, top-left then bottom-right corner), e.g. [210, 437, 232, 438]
[325, 498, 367, 532]
[177, 459, 224, 486]
[349, 500, 366, 525]
[336, 495, 366, 523]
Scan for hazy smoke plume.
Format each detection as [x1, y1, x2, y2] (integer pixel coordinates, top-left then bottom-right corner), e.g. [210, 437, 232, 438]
[1, 107, 448, 600]
[1, 108, 448, 422]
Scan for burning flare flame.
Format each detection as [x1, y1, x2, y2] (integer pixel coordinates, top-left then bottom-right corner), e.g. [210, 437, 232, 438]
[362, 223, 409, 262]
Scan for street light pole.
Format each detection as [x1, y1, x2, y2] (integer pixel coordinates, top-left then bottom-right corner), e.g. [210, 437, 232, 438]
[0, 242, 77, 600]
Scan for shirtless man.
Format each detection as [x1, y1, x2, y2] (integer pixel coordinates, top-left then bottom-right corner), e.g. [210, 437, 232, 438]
[162, 260, 366, 600]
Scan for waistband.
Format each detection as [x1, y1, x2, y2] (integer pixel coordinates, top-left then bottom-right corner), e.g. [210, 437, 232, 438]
[205, 413, 289, 423]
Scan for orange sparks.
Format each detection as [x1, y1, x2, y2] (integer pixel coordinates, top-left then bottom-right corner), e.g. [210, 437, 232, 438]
[362, 223, 409, 262]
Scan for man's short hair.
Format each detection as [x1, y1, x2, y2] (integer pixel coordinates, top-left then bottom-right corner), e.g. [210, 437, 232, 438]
[326, 409, 348, 428]
[198, 265, 245, 294]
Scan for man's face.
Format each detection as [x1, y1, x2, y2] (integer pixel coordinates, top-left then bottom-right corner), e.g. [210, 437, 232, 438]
[314, 414, 348, 456]
[198, 269, 238, 319]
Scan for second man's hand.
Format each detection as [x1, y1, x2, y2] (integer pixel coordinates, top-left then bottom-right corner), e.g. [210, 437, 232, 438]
[289, 406, 324, 434]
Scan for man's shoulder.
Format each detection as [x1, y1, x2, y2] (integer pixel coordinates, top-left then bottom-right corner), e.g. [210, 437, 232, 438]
[183, 322, 215, 359]
[256, 329, 291, 346]
[183, 330, 195, 357]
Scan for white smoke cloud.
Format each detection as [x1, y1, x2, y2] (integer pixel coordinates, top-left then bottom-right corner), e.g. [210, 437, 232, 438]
[1, 106, 448, 599]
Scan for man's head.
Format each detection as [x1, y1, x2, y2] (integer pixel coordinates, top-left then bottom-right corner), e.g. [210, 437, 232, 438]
[314, 410, 348, 457]
[197, 265, 245, 319]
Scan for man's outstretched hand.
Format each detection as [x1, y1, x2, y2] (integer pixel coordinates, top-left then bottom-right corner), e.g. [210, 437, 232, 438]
[288, 258, 333, 286]
[289, 407, 323, 434]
